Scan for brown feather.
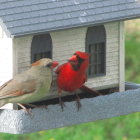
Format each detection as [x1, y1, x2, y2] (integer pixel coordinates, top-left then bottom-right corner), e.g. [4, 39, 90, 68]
[0, 80, 36, 99]
[31, 60, 41, 66]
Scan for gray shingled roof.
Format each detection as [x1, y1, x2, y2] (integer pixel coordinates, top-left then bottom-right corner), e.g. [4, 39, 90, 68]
[0, 0, 140, 37]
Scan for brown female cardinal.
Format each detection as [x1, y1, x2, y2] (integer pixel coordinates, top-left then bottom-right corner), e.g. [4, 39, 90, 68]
[0, 58, 58, 113]
[55, 51, 90, 110]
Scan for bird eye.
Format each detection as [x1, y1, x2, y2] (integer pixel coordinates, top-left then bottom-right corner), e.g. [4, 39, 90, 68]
[46, 62, 52, 67]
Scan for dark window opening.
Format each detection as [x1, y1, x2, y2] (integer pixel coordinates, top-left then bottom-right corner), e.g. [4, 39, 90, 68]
[33, 52, 51, 62]
[86, 25, 106, 77]
[88, 43, 105, 76]
[31, 34, 52, 63]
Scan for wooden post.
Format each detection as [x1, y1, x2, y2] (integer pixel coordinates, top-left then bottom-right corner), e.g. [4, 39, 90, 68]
[119, 21, 125, 92]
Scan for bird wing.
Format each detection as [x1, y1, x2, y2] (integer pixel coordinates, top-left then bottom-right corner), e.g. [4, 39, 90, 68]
[0, 79, 12, 91]
[0, 79, 37, 99]
[55, 63, 66, 74]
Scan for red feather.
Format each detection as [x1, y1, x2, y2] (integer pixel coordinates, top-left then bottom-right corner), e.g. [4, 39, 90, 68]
[56, 51, 90, 92]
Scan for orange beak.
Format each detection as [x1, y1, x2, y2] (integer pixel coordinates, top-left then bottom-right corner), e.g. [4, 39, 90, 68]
[51, 61, 59, 69]
[68, 55, 77, 62]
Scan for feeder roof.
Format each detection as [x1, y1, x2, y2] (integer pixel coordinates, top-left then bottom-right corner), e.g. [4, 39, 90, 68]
[0, 0, 140, 37]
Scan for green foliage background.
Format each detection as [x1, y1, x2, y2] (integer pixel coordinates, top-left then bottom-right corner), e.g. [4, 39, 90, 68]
[0, 20, 140, 140]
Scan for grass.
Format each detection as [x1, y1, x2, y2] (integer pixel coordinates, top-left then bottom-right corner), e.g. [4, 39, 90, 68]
[125, 34, 140, 83]
[0, 21, 140, 140]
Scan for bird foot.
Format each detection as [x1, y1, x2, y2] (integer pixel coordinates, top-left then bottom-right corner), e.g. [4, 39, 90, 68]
[58, 95, 65, 111]
[17, 103, 32, 116]
[75, 94, 82, 111]
[25, 108, 32, 116]
[76, 98, 82, 111]
[59, 100, 65, 112]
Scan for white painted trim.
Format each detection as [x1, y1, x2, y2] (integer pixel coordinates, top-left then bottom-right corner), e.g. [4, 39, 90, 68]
[0, 38, 18, 110]
[12, 39, 19, 76]
[119, 21, 125, 91]
[12, 39, 19, 109]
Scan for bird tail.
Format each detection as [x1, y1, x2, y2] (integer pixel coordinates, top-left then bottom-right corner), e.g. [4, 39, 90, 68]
[80, 85, 102, 96]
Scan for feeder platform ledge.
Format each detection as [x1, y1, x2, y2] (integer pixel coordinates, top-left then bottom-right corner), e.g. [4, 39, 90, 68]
[0, 82, 140, 134]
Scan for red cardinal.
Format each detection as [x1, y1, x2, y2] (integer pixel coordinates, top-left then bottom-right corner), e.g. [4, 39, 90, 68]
[55, 51, 90, 110]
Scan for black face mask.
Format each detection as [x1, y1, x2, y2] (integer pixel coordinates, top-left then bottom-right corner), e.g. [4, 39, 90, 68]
[70, 54, 84, 71]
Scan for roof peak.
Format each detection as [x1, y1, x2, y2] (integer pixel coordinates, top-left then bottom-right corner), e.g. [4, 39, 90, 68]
[0, 0, 140, 37]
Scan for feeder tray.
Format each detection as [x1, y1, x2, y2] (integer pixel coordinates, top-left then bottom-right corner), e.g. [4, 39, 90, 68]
[0, 82, 140, 134]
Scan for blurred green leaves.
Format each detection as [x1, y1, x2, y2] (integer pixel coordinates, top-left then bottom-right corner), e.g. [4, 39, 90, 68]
[125, 33, 140, 83]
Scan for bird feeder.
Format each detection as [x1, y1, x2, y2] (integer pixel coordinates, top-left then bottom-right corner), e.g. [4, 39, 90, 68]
[0, 0, 140, 134]
[0, 82, 140, 134]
